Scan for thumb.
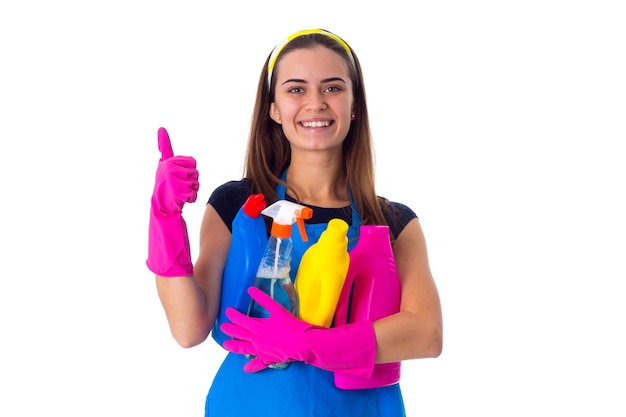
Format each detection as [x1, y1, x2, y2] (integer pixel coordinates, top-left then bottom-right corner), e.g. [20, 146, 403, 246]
[243, 357, 270, 373]
[157, 127, 174, 160]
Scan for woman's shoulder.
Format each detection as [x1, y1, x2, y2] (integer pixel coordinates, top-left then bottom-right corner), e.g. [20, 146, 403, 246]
[209, 179, 252, 200]
[380, 198, 418, 238]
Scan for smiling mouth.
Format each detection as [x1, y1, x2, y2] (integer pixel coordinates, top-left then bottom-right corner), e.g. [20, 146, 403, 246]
[301, 120, 331, 128]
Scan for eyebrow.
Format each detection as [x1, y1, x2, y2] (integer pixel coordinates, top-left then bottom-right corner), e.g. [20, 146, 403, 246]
[281, 77, 347, 85]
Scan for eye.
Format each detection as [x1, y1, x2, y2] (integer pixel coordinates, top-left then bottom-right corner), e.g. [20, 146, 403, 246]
[287, 86, 304, 94]
[324, 85, 343, 93]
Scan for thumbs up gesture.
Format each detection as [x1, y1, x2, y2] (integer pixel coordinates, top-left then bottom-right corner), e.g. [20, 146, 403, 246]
[152, 127, 199, 216]
[147, 127, 198, 277]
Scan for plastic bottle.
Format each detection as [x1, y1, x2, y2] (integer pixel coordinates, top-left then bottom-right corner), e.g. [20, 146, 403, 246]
[294, 218, 350, 328]
[333, 225, 402, 390]
[247, 200, 313, 369]
[212, 194, 267, 347]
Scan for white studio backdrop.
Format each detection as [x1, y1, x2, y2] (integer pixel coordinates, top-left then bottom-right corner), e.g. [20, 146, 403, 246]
[1, 1, 624, 416]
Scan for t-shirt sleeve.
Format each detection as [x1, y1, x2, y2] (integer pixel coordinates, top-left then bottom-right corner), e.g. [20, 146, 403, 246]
[384, 201, 418, 238]
[207, 180, 252, 232]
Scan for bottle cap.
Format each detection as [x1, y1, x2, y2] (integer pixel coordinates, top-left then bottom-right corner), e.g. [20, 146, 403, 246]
[242, 194, 267, 218]
[271, 222, 292, 239]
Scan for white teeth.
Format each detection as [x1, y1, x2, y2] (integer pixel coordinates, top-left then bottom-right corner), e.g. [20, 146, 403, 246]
[302, 120, 330, 128]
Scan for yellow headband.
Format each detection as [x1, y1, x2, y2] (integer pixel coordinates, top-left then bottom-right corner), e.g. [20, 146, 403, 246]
[267, 29, 355, 88]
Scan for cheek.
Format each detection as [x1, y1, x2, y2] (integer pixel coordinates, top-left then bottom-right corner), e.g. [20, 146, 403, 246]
[331, 96, 354, 116]
[276, 100, 298, 117]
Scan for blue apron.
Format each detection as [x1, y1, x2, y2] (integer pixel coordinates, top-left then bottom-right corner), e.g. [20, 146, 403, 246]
[205, 174, 405, 417]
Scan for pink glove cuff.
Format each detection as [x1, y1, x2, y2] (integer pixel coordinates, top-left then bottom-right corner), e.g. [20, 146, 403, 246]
[301, 321, 376, 379]
[146, 205, 193, 277]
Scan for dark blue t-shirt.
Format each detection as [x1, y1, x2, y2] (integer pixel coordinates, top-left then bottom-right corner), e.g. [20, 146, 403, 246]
[208, 179, 417, 237]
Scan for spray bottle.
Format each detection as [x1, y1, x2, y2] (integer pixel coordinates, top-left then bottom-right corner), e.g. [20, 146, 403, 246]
[294, 218, 350, 328]
[247, 200, 313, 369]
[212, 194, 267, 347]
[333, 225, 402, 389]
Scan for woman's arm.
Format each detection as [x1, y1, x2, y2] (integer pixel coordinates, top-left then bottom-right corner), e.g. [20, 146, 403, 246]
[373, 218, 443, 362]
[155, 204, 231, 348]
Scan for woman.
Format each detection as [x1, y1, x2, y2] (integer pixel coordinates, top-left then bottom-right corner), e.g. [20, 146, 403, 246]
[147, 29, 442, 416]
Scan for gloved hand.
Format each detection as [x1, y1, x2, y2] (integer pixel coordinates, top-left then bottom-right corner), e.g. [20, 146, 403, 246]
[221, 287, 376, 377]
[146, 127, 199, 277]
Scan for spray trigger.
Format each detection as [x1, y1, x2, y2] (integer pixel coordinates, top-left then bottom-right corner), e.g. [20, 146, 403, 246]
[261, 200, 313, 241]
[297, 207, 313, 242]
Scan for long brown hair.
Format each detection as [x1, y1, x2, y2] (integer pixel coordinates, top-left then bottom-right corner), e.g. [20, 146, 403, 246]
[243, 31, 389, 227]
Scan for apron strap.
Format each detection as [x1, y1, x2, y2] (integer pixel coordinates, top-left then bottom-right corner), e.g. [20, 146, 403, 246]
[277, 169, 361, 228]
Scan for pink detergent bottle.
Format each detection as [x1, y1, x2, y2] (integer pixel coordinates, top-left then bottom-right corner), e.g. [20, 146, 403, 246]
[333, 225, 402, 390]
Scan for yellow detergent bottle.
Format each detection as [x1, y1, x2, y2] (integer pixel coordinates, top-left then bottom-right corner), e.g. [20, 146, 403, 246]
[295, 218, 350, 328]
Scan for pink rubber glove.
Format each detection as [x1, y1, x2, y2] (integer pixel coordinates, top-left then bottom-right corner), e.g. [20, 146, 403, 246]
[221, 287, 376, 377]
[146, 127, 199, 277]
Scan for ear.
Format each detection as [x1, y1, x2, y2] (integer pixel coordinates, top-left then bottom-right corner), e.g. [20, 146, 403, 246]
[269, 103, 281, 124]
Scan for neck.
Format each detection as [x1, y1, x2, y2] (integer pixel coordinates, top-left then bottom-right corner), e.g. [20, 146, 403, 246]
[285, 157, 349, 208]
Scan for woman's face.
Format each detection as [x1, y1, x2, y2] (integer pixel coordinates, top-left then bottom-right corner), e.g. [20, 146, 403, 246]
[270, 46, 354, 154]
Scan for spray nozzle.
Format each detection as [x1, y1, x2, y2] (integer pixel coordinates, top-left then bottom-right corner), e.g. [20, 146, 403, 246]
[262, 200, 313, 242]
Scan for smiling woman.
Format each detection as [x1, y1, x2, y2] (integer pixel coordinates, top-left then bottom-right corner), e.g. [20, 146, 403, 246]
[147, 29, 442, 417]
[269, 46, 355, 156]
[2, 1, 623, 416]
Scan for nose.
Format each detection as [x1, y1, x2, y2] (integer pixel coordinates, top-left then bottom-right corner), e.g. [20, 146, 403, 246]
[305, 90, 327, 111]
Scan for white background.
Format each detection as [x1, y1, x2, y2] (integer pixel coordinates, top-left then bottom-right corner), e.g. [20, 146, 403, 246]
[1, 1, 625, 416]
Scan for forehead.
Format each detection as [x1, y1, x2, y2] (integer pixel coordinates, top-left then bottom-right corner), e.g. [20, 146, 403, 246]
[274, 46, 351, 81]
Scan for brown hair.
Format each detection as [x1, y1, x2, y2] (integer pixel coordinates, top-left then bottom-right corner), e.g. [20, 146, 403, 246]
[243, 32, 389, 227]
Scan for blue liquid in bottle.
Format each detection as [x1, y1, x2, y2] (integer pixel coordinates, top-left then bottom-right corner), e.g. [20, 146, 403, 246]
[247, 236, 299, 369]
